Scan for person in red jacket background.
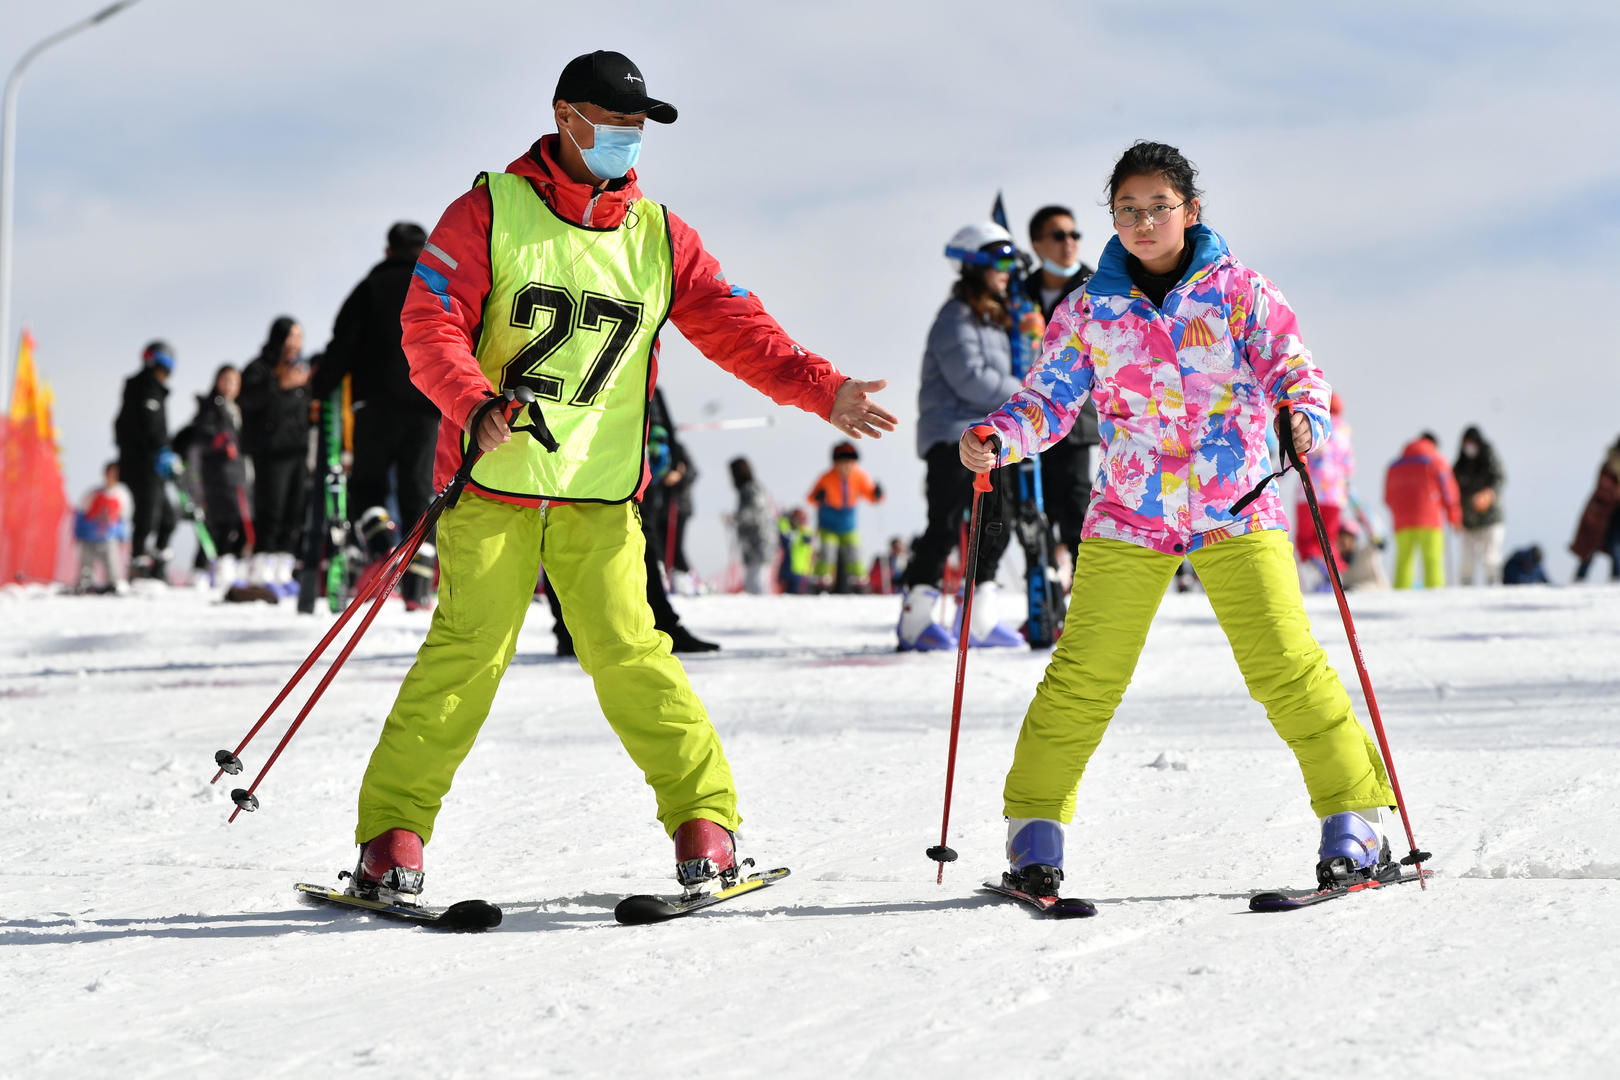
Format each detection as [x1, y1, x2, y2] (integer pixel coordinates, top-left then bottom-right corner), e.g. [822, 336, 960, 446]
[347, 50, 898, 906]
[1383, 431, 1461, 589]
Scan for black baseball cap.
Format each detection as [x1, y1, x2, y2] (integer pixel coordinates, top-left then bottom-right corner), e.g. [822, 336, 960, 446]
[554, 51, 677, 124]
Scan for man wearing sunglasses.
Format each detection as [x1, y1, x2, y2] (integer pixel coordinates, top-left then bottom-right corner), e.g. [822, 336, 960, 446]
[1024, 205, 1098, 569]
[347, 49, 898, 906]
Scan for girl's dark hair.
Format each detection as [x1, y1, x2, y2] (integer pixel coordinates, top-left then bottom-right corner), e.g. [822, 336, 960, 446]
[951, 265, 1012, 329]
[729, 456, 754, 486]
[257, 315, 298, 365]
[1106, 141, 1204, 208]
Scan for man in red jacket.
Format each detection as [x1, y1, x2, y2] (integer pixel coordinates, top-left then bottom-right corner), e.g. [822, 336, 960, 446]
[1383, 431, 1461, 589]
[349, 50, 897, 904]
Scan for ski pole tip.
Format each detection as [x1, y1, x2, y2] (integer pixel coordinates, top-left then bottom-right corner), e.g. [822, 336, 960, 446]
[214, 749, 243, 776]
[926, 845, 958, 864]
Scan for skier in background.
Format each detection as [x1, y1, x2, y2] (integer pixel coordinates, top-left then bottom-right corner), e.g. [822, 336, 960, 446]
[807, 441, 883, 593]
[74, 461, 132, 594]
[239, 317, 313, 595]
[729, 456, 774, 596]
[312, 222, 441, 609]
[643, 387, 698, 595]
[777, 507, 815, 594]
[173, 364, 250, 589]
[1383, 431, 1461, 589]
[1571, 434, 1620, 581]
[1022, 204, 1097, 568]
[1294, 392, 1354, 590]
[1453, 425, 1506, 585]
[961, 141, 1396, 898]
[897, 222, 1024, 651]
[348, 49, 896, 905]
[113, 340, 177, 581]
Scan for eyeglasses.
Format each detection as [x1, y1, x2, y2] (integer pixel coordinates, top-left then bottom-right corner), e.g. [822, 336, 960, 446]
[1111, 202, 1185, 228]
[1044, 230, 1082, 243]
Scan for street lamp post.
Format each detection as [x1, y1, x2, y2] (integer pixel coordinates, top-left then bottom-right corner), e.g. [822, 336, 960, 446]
[0, 0, 141, 416]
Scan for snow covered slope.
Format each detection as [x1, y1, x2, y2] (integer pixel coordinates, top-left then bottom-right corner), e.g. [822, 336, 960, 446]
[3, 583, 1618, 1077]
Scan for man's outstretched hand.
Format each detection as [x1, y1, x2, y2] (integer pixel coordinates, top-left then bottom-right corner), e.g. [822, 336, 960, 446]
[830, 378, 899, 440]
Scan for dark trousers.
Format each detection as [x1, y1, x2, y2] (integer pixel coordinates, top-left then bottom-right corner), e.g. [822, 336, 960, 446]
[252, 452, 309, 554]
[120, 454, 176, 559]
[901, 440, 1014, 589]
[1039, 438, 1094, 564]
[348, 406, 440, 533]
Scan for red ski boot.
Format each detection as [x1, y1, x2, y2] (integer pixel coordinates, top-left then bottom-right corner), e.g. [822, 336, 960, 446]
[349, 828, 425, 903]
[673, 819, 744, 897]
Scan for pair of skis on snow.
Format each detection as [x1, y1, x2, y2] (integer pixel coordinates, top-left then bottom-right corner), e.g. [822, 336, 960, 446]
[294, 867, 794, 931]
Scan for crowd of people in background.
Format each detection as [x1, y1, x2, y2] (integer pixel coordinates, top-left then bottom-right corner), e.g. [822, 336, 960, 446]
[79, 221, 1620, 623]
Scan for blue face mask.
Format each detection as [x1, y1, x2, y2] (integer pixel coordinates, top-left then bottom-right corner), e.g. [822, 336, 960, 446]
[1042, 256, 1082, 278]
[567, 104, 643, 180]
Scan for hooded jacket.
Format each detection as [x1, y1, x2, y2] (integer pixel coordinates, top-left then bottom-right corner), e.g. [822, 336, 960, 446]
[1452, 427, 1505, 530]
[400, 135, 846, 496]
[977, 224, 1331, 557]
[1384, 437, 1462, 531]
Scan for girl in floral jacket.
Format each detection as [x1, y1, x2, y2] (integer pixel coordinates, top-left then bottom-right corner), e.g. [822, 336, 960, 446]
[960, 141, 1397, 897]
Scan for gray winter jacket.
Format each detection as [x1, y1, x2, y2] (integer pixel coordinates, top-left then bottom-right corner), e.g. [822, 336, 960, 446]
[916, 299, 1024, 457]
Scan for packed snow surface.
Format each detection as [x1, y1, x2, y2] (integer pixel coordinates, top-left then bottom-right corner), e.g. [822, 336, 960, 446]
[3, 582, 1619, 1077]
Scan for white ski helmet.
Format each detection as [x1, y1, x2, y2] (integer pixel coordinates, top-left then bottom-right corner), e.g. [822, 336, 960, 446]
[944, 222, 1016, 269]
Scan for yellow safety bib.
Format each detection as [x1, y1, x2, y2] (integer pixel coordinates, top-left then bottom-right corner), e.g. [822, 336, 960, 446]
[467, 171, 673, 503]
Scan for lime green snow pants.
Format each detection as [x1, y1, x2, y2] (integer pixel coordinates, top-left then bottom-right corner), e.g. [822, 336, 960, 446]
[355, 494, 738, 846]
[1393, 527, 1445, 589]
[1003, 531, 1394, 822]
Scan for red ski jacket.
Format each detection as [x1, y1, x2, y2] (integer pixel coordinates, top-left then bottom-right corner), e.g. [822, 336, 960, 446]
[1383, 437, 1462, 531]
[402, 135, 847, 496]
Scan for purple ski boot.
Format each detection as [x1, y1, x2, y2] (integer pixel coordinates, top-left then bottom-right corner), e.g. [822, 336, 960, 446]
[1317, 811, 1393, 887]
[1005, 817, 1064, 896]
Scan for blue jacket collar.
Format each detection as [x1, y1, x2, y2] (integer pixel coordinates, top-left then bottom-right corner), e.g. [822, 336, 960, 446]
[1087, 224, 1229, 299]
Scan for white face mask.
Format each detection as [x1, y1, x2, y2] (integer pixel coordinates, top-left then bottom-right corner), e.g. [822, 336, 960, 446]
[565, 103, 643, 180]
[1042, 257, 1082, 278]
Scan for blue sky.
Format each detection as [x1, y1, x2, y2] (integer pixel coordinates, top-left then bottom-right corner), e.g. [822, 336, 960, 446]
[6, 0, 1617, 583]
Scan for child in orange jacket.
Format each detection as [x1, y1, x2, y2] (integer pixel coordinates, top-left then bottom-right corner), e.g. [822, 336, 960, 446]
[808, 441, 883, 592]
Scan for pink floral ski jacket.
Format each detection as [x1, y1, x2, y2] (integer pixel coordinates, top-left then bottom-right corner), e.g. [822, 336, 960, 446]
[980, 225, 1332, 556]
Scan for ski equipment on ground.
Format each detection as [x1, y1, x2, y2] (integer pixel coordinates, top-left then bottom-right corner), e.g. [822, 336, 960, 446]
[1250, 867, 1432, 912]
[926, 452, 994, 881]
[614, 866, 791, 925]
[211, 389, 553, 820]
[297, 389, 349, 614]
[980, 877, 1097, 918]
[295, 882, 502, 930]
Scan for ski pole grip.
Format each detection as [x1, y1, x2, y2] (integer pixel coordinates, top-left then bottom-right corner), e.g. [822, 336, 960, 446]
[969, 425, 997, 492]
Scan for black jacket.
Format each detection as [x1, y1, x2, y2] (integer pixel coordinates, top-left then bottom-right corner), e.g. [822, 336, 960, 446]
[173, 393, 248, 514]
[113, 367, 170, 460]
[240, 358, 312, 458]
[312, 254, 436, 416]
[1021, 267, 1099, 447]
[1454, 433, 1506, 530]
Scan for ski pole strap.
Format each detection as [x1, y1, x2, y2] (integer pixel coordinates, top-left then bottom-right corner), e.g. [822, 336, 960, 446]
[968, 425, 997, 492]
[448, 388, 542, 508]
[1230, 404, 1308, 517]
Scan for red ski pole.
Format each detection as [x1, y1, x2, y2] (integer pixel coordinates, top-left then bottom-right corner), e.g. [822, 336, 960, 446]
[1280, 404, 1432, 886]
[211, 389, 549, 814]
[927, 431, 997, 883]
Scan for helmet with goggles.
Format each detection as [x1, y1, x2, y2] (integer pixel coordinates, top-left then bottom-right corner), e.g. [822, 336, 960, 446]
[944, 222, 1020, 272]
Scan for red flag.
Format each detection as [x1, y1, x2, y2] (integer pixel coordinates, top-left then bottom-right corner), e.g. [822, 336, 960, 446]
[0, 331, 73, 585]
